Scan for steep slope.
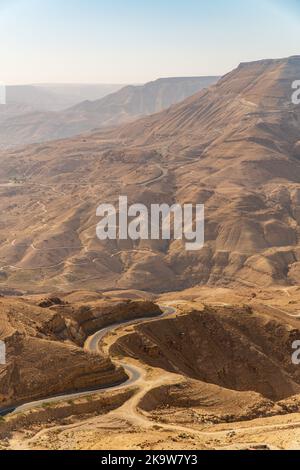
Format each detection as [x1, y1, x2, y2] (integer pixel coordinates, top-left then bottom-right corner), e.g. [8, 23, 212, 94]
[0, 77, 219, 147]
[0, 57, 300, 292]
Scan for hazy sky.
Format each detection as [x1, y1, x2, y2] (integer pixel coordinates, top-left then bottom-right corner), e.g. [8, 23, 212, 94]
[0, 0, 300, 85]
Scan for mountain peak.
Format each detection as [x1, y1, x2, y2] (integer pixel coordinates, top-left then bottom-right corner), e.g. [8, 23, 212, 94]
[214, 55, 300, 107]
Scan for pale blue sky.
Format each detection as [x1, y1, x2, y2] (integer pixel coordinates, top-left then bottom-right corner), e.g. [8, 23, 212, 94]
[0, 0, 299, 84]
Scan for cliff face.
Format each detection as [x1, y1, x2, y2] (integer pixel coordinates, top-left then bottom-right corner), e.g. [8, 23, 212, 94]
[54, 300, 162, 345]
[0, 296, 160, 408]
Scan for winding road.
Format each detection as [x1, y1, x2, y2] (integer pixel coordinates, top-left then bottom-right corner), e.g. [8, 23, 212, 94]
[137, 164, 168, 187]
[0, 305, 176, 417]
[4, 301, 300, 449]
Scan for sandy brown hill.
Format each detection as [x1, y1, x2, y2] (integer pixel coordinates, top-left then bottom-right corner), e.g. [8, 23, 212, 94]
[0, 77, 218, 148]
[0, 57, 300, 292]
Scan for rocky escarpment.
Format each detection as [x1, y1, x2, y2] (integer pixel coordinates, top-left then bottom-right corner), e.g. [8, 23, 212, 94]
[37, 299, 162, 346]
[0, 296, 160, 408]
[0, 333, 125, 409]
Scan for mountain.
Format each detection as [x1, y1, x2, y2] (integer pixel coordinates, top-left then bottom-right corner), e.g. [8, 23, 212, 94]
[0, 57, 300, 293]
[0, 77, 219, 148]
[69, 76, 220, 120]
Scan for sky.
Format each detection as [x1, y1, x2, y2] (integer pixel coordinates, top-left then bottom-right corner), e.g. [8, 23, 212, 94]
[0, 0, 300, 85]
